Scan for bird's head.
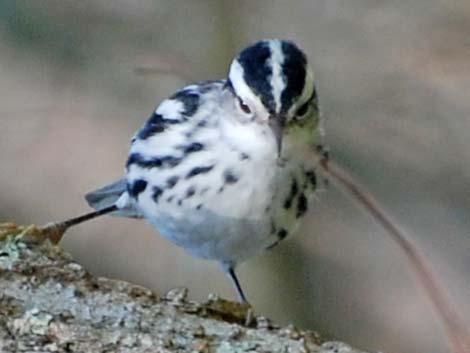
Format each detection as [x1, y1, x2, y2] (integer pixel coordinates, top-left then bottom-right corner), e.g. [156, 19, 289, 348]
[227, 39, 320, 156]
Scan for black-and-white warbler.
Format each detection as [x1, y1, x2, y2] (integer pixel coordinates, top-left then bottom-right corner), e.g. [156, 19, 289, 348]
[73, 39, 322, 302]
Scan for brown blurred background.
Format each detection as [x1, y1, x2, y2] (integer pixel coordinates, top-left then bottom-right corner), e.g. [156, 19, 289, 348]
[1, 1, 469, 352]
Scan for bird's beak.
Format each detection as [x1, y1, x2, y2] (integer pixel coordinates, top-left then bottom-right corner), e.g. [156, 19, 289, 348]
[269, 115, 285, 158]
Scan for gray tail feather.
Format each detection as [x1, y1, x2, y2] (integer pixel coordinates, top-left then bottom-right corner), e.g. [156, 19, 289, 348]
[85, 178, 143, 218]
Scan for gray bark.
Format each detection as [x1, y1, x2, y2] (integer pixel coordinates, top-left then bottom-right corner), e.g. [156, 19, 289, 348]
[0, 236, 370, 353]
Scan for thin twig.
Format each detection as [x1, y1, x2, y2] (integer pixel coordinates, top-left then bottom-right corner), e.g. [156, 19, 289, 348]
[313, 149, 470, 353]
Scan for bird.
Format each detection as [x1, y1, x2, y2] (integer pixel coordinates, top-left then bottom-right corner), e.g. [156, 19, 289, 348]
[62, 39, 322, 303]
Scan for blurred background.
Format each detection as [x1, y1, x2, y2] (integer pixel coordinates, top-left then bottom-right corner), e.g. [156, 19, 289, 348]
[1, 1, 469, 352]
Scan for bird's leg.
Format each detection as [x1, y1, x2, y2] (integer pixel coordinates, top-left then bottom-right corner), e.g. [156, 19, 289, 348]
[0, 205, 118, 244]
[53, 204, 119, 230]
[224, 265, 254, 326]
[40, 204, 119, 243]
[227, 267, 247, 303]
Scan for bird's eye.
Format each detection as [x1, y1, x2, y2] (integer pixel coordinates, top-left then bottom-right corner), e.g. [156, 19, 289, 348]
[237, 97, 252, 114]
[296, 101, 310, 117]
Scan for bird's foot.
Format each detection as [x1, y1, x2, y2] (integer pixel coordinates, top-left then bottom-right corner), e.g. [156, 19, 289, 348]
[0, 222, 66, 244]
[205, 294, 255, 326]
[244, 305, 255, 326]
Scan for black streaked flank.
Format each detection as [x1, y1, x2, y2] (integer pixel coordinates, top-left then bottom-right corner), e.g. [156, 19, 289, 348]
[152, 186, 163, 203]
[185, 186, 196, 199]
[160, 155, 184, 167]
[305, 169, 317, 189]
[277, 228, 288, 240]
[239, 152, 250, 161]
[127, 179, 147, 198]
[237, 41, 275, 114]
[296, 193, 308, 218]
[280, 41, 307, 113]
[137, 112, 180, 140]
[147, 112, 166, 124]
[224, 169, 239, 184]
[283, 178, 299, 209]
[180, 142, 204, 154]
[266, 227, 288, 250]
[185, 121, 208, 138]
[137, 113, 165, 140]
[127, 153, 182, 169]
[170, 90, 200, 117]
[186, 165, 214, 179]
[197, 120, 207, 128]
[166, 176, 179, 189]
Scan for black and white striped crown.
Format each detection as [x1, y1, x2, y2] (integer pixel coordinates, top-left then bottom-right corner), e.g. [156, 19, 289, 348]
[228, 39, 313, 116]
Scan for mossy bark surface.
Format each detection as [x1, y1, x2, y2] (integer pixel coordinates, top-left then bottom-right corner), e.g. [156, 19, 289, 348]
[0, 236, 369, 353]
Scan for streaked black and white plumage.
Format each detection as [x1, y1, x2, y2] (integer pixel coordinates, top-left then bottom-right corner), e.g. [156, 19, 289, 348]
[86, 39, 322, 302]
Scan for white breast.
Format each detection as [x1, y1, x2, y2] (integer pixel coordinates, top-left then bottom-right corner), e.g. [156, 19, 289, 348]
[124, 82, 316, 265]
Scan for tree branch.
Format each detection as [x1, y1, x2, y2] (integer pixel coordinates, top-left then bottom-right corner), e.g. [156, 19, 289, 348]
[0, 235, 369, 353]
[314, 149, 470, 353]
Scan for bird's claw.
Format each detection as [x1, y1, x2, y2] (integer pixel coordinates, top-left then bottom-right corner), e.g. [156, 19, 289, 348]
[0, 222, 66, 244]
[244, 305, 255, 326]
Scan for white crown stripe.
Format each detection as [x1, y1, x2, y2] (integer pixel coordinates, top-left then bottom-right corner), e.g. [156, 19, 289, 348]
[268, 40, 286, 114]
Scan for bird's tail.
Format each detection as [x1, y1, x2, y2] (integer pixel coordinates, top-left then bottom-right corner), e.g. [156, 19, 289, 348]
[85, 178, 143, 218]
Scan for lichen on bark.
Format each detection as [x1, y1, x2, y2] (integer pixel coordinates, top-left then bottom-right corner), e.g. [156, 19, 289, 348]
[0, 235, 369, 353]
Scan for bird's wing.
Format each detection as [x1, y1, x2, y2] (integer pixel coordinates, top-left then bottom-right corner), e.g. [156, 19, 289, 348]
[85, 178, 143, 218]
